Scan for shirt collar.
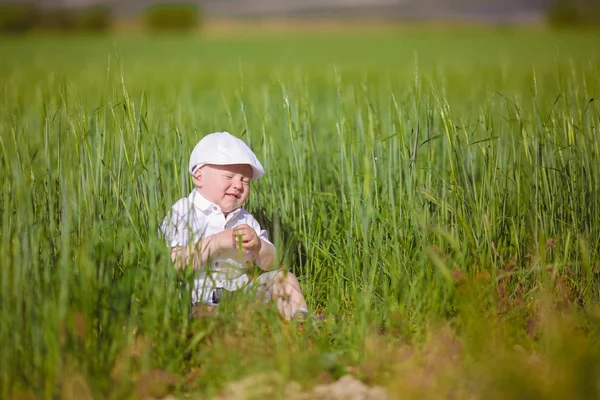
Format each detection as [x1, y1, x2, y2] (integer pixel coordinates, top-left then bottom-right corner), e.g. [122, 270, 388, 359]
[188, 190, 213, 213]
[188, 190, 243, 219]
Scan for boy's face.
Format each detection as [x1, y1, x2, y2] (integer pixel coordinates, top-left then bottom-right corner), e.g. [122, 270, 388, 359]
[193, 164, 253, 214]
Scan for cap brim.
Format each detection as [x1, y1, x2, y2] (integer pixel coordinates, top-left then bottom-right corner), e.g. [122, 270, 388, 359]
[189, 162, 264, 180]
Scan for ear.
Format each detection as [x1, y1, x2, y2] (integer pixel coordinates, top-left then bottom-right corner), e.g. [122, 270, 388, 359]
[192, 167, 203, 187]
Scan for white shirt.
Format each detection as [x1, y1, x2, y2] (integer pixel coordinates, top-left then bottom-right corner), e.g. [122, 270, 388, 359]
[160, 190, 272, 301]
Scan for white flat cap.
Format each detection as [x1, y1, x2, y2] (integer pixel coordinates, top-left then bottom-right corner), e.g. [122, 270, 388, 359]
[188, 132, 264, 179]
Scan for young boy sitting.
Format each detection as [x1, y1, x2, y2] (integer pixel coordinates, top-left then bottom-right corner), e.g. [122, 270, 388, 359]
[160, 131, 308, 321]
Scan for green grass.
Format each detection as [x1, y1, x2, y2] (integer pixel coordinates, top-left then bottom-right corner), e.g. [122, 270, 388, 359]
[1, 28, 600, 399]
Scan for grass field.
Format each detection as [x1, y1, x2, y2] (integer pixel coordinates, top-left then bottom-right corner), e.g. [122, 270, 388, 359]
[1, 28, 600, 399]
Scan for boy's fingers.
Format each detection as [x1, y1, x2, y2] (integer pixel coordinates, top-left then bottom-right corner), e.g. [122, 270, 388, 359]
[235, 232, 252, 241]
[234, 234, 257, 250]
[233, 228, 251, 237]
[234, 224, 251, 232]
[234, 228, 257, 239]
[233, 227, 259, 249]
[242, 237, 260, 248]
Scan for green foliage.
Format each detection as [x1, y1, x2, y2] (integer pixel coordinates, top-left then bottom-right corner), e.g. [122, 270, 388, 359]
[547, 0, 600, 27]
[0, 4, 113, 34]
[143, 3, 201, 32]
[73, 5, 112, 32]
[0, 3, 38, 34]
[34, 8, 77, 32]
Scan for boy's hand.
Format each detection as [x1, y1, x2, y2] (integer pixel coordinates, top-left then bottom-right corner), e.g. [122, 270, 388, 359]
[232, 224, 262, 254]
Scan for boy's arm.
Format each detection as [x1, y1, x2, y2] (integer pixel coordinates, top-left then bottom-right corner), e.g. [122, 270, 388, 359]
[253, 239, 276, 271]
[170, 230, 233, 271]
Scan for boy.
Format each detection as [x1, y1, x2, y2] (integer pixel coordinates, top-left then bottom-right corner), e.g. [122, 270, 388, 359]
[160, 131, 308, 321]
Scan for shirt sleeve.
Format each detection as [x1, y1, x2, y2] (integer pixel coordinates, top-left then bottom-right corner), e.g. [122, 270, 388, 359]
[159, 198, 194, 248]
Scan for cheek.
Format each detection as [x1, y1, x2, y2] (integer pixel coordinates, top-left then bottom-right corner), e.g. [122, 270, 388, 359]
[223, 182, 234, 195]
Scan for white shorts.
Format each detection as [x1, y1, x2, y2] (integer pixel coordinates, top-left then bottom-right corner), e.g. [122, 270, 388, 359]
[192, 269, 282, 306]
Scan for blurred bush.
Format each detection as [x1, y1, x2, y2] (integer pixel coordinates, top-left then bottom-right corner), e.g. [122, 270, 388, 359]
[0, 4, 112, 34]
[143, 3, 201, 32]
[34, 8, 77, 32]
[547, 0, 600, 27]
[0, 3, 38, 34]
[36, 6, 113, 33]
[73, 5, 112, 32]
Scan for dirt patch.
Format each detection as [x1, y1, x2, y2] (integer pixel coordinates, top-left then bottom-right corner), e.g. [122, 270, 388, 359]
[215, 372, 388, 400]
[312, 375, 388, 400]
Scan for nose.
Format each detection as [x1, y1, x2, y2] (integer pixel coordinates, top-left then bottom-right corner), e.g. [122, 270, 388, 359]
[232, 178, 242, 191]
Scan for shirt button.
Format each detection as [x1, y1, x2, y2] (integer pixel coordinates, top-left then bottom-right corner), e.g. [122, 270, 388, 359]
[212, 206, 218, 211]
